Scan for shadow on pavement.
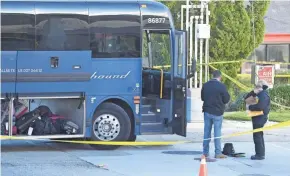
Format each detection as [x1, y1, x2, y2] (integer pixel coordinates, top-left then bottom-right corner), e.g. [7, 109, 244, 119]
[162, 150, 202, 155]
[1, 140, 177, 152]
[1, 140, 95, 152]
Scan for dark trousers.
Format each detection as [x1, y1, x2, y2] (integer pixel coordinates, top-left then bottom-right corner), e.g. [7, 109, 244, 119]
[252, 116, 267, 157]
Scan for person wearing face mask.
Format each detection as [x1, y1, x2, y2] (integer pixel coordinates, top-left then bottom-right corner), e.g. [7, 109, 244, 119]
[244, 80, 270, 160]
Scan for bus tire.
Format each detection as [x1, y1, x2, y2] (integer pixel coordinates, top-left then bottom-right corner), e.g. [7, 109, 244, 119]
[127, 133, 137, 142]
[90, 102, 131, 150]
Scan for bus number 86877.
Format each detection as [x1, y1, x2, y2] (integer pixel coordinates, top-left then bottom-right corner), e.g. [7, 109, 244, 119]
[147, 18, 166, 24]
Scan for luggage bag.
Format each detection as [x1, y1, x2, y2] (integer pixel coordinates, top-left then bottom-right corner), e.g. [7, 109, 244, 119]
[50, 115, 79, 135]
[62, 120, 79, 134]
[15, 108, 41, 134]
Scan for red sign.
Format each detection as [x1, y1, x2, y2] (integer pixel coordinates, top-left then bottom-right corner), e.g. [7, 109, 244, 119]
[257, 65, 274, 88]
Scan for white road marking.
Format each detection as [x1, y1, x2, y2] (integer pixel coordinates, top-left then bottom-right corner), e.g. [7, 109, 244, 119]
[271, 143, 290, 151]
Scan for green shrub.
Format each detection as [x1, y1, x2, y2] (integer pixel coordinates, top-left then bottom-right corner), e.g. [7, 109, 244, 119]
[275, 77, 290, 85]
[269, 85, 290, 111]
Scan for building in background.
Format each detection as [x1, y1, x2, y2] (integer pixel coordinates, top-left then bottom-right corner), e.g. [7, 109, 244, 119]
[241, 0, 290, 74]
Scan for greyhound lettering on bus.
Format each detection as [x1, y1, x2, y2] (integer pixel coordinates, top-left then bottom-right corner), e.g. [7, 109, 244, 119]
[90, 71, 131, 80]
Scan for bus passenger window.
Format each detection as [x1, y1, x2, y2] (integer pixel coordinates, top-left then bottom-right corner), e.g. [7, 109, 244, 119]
[89, 16, 141, 58]
[35, 15, 89, 51]
[1, 7, 35, 51]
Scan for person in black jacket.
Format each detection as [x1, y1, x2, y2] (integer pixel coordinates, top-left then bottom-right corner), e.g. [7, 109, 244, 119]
[201, 70, 230, 159]
[245, 80, 270, 160]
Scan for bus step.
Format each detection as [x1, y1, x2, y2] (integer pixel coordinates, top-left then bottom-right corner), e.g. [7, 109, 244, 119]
[141, 113, 160, 123]
[141, 105, 163, 114]
[140, 122, 169, 133]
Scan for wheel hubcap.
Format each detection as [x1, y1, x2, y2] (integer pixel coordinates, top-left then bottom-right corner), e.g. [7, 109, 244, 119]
[93, 114, 120, 141]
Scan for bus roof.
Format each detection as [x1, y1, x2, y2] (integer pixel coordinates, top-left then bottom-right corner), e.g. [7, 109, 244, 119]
[1, 0, 175, 30]
[1, 0, 157, 2]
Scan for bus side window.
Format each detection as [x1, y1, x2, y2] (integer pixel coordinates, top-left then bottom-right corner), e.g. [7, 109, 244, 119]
[1, 3, 36, 51]
[37, 18, 67, 50]
[89, 5, 141, 59]
[35, 9, 89, 51]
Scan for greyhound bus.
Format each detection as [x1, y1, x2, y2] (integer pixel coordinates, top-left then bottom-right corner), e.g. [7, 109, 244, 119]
[1, 0, 195, 149]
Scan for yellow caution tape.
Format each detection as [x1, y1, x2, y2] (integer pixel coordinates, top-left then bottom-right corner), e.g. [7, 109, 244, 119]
[254, 61, 290, 65]
[153, 60, 244, 69]
[153, 60, 290, 69]
[209, 64, 290, 110]
[275, 75, 290, 78]
[1, 120, 290, 145]
[203, 60, 245, 65]
[203, 60, 290, 66]
[209, 64, 251, 91]
[0, 135, 187, 146]
[204, 60, 290, 66]
[222, 120, 290, 139]
[270, 101, 290, 110]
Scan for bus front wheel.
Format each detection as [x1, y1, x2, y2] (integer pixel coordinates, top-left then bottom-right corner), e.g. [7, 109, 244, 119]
[90, 102, 131, 150]
[128, 133, 137, 141]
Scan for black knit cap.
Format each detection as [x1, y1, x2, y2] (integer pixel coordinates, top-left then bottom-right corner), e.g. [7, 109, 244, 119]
[212, 70, 222, 78]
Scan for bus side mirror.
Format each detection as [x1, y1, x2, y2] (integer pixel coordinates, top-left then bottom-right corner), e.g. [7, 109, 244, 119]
[186, 59, 196, 79]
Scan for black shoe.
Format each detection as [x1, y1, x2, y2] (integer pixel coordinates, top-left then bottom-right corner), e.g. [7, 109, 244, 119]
[251, 155, 265, 160]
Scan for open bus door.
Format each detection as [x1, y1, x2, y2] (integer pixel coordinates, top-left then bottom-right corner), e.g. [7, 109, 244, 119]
[171, 30, 187, 137]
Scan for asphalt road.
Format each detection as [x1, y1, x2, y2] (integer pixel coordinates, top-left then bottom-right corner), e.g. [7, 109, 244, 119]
[1, 120, 290, 176]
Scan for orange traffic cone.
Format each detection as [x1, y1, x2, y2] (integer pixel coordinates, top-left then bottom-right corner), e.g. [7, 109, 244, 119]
[198, 155, 208, 176]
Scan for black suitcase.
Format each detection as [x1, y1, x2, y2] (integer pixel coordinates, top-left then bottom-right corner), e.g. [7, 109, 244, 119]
[15, 108, 41, 134]
[30, 118, 46, 135]
[30, 116, 59, 135]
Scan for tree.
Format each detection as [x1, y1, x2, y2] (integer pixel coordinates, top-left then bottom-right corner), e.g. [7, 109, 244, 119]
[209, 1, 252, 87]
[157, 0, 269, 91]
[160, 0, 270, 63]
[208, 0, 269, 99]
[161, 1, 185, 30]
[246, 0, 270, 56]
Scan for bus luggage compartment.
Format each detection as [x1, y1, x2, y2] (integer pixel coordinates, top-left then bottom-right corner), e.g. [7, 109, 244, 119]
[7, 96, 85, 138]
